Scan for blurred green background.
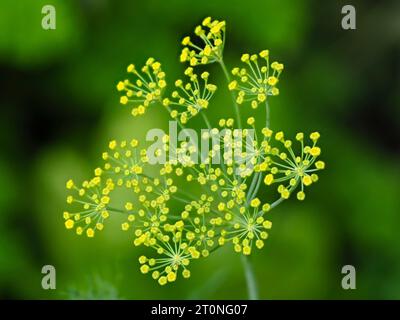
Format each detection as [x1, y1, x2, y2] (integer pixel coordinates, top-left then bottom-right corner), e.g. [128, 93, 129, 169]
[0, 0, 399, 299]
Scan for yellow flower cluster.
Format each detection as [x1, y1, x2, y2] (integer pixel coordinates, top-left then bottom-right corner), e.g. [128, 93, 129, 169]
[120, 176, 176, 237]
[180, 17, 225, 66]
[199, 120, 263, 178]
[260, 130, 325, 201]
[64, 176, 115, 237]
[64, 130, 324, 283]
[138, 227, 199, 285]
[101, 138, 148, 187]
[64, 17, 325, 286]
[163, 67, 217, 124]
[228, 50, 284, 109]
[117, 58, 166, 117]
[221, 199, 272, 255]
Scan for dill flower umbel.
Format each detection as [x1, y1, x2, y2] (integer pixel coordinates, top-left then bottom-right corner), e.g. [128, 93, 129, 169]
[64, 16, 325, 287]
[222, 202, 272, 255]
[163, 68, 217, 124]
[101, 138, 148, 187]
[229, 51, 284, 109]
[64, 176, 115, 237]
[180, 17, 225, 66]
[261, 131, 325, 201]
[117, 58, 166, 117]
[137, 226, 200, 285]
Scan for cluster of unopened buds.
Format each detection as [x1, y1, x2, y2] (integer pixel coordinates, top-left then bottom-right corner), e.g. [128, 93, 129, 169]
[64, 17, 325, 285]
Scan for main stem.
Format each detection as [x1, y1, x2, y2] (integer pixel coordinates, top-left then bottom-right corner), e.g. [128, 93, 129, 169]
[241, 255, 259, 300]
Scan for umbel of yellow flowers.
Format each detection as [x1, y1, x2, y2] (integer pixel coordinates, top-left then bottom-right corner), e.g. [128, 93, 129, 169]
[64, 17, 325, 285]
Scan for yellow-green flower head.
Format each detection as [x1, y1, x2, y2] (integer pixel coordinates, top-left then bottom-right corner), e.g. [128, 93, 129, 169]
[261, 130, 325, 201]
[119, 175, 176, 236]
[64, 16, 326, 287]
[64, 176, 115, 237]
[180, 17, 226, 66]
[116, 58, 166, 117]
[128, 205, 168, 241]
[176, 140, 250, 205]
[229, 50, 284, 108]
[221, 203, 272, 255]
[101, 139, 148, 187]
[233, 130, 263, 178]
[137, 227, 199, 285]
[199, 124, 263, 179]
[163, 68, 217, 124]
[179, 197, 218, 256]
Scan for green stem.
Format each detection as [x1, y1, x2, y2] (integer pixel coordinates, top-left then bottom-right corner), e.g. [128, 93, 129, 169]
[106, 207, 126, 214]
[246, 172, 260, 202]
[265, 100, 270, 129]
[247, 171, 263, 202]
[241, 255, 258, 300]
[219, 59, 242, 129]
[201, 112, 212, 129]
